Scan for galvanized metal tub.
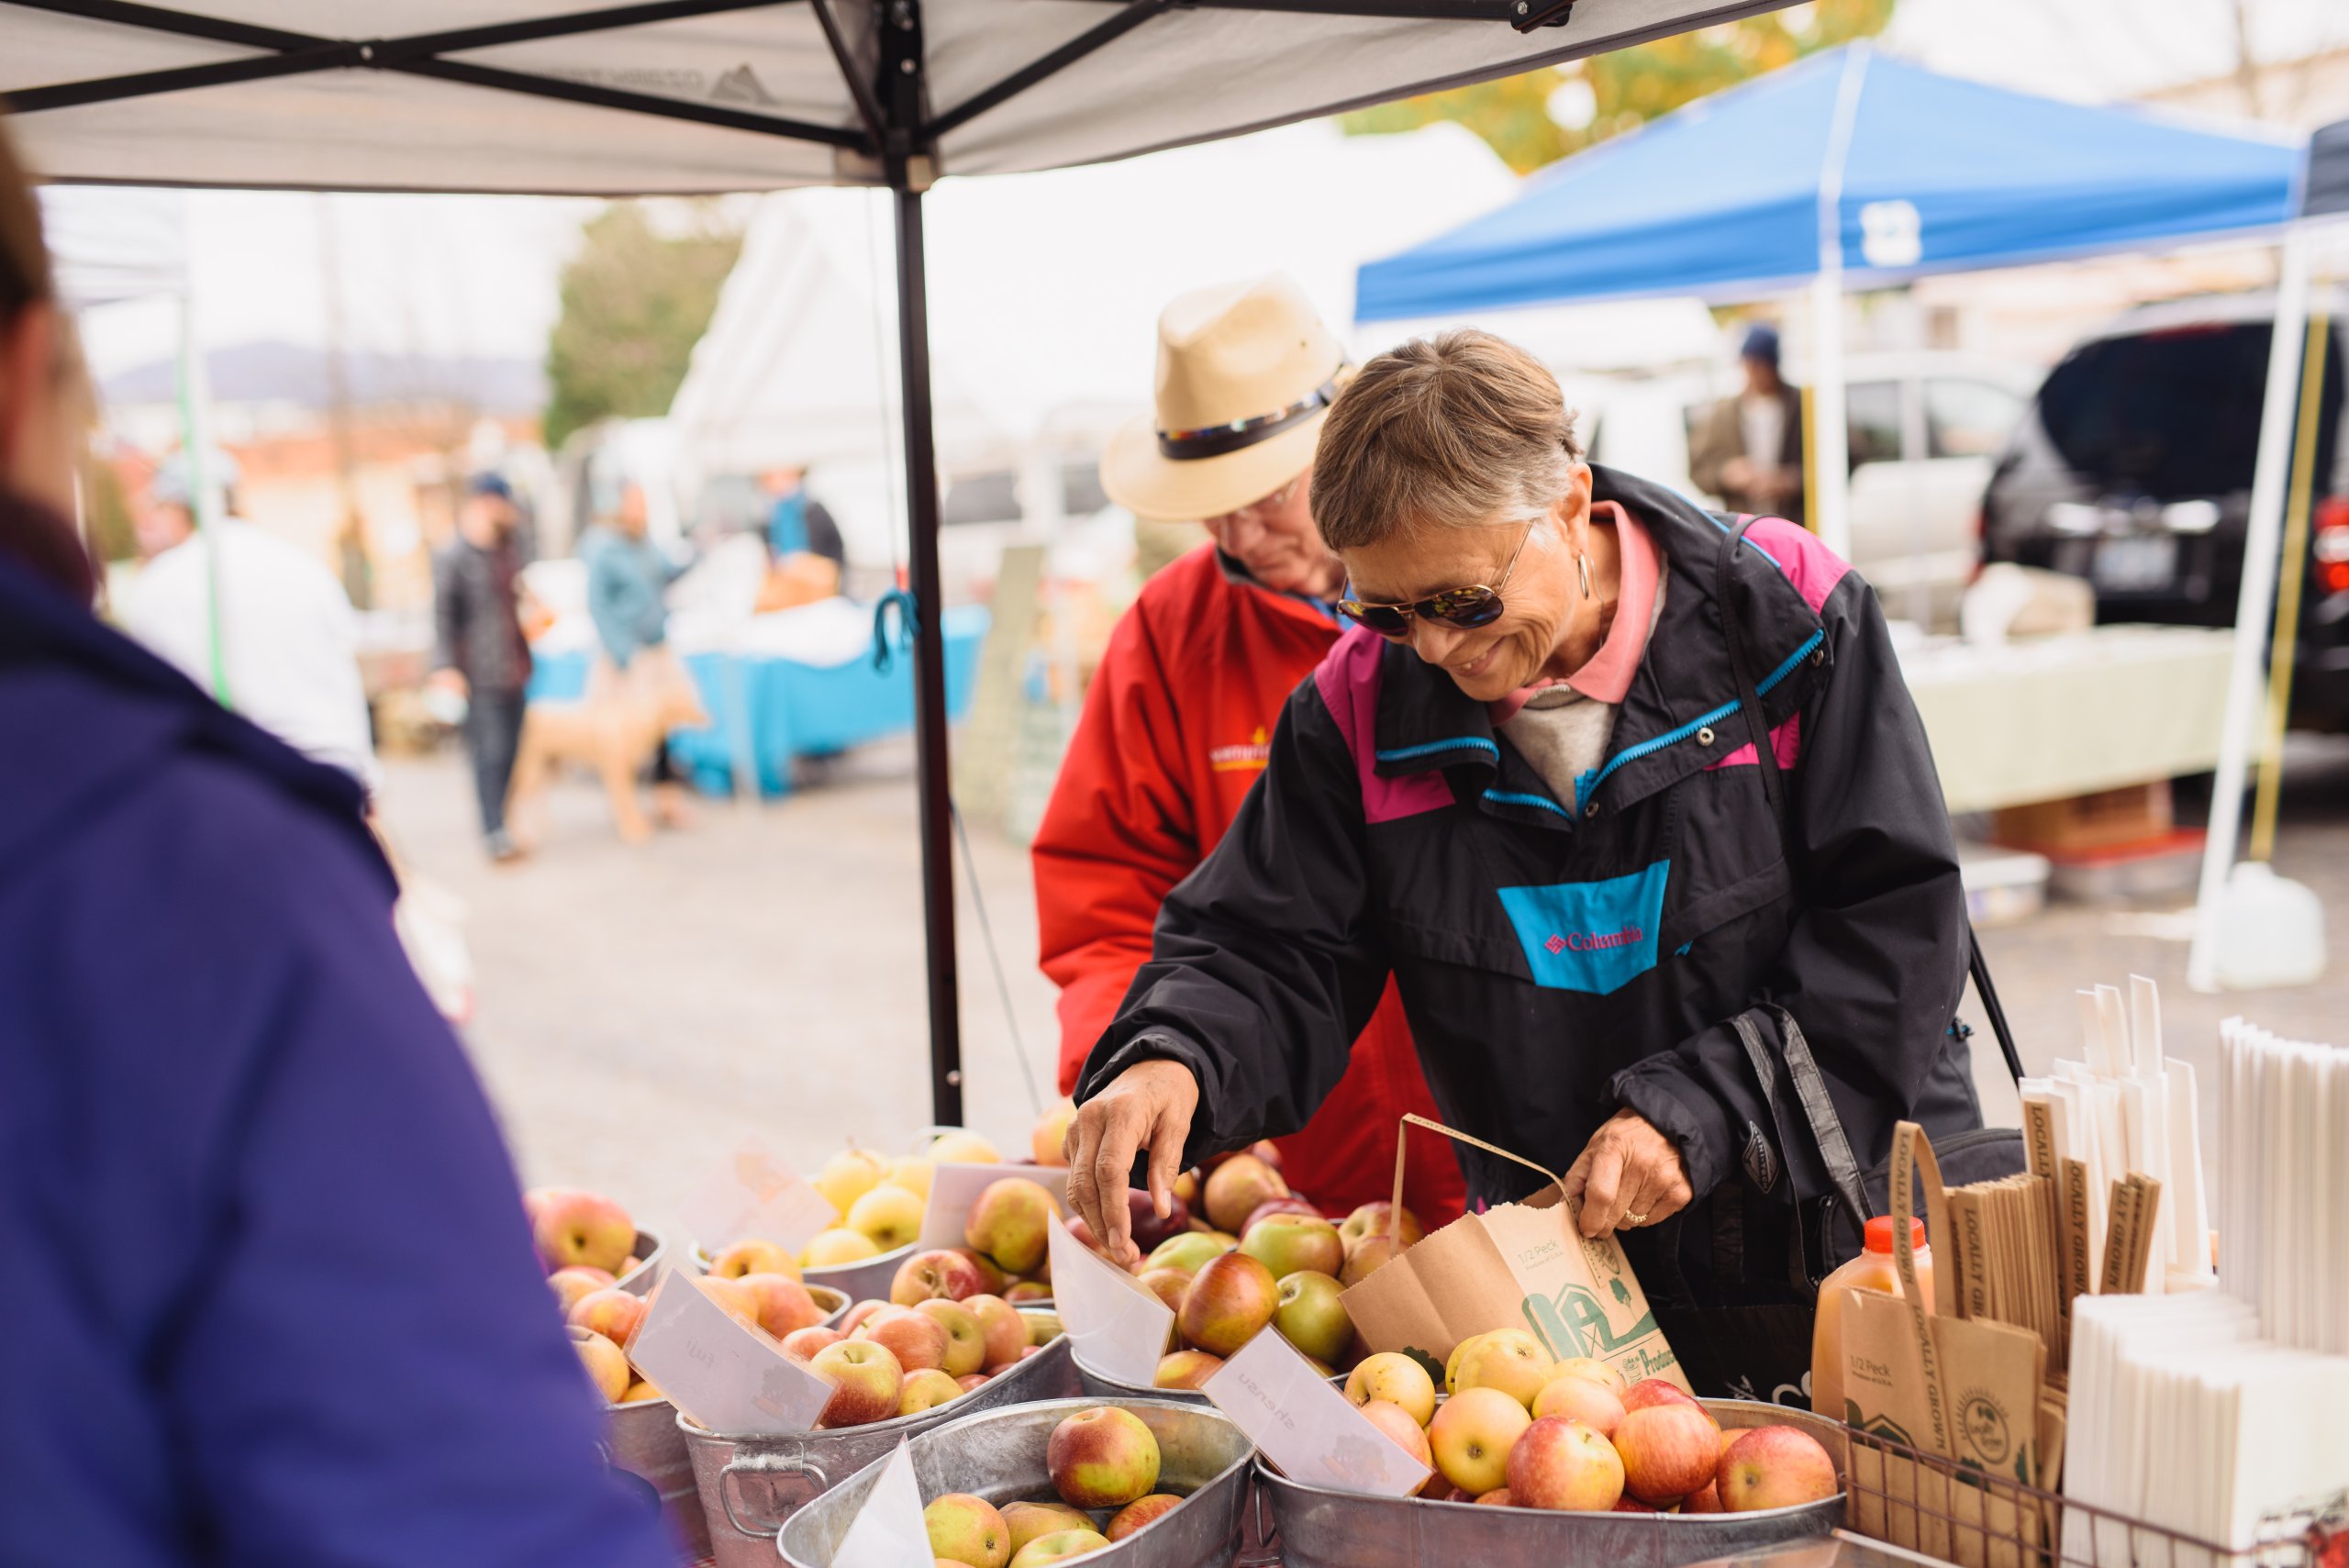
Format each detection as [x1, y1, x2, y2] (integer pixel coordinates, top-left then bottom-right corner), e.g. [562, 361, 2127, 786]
[1076, 1350, 1343, 1407]
[779, 1396, 1258, 1568]
[616, 1228, 671, 1296]
[680, 1333, 1082, 1568]
[1258, 1396, 1849, 1568]
[694, 1241, 918, 1312]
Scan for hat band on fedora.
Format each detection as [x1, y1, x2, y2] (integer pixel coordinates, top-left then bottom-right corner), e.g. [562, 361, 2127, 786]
[1157, 372, 1344, 462]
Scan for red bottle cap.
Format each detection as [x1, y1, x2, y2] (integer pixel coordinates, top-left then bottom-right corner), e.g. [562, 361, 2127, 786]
[1863, 1216, 1927, 1254]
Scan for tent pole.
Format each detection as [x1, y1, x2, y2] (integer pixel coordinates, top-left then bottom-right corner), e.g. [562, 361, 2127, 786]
[893, 180, 965, 1126]
[1807, 44, 1865, 558]
[2188, 226, 2312, 992]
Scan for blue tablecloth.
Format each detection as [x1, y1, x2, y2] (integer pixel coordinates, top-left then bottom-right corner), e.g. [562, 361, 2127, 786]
[527, 604, 989, 797]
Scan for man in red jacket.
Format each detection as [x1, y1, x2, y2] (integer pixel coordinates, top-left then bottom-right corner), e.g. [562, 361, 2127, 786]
[1032, 275, 1464, 1228]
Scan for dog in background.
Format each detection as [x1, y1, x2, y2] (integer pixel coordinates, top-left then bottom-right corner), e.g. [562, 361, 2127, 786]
[507, 650, 708, 848]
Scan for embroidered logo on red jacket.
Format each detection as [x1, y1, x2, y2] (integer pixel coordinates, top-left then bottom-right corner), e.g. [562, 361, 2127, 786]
[1209, 727, 1272, 773]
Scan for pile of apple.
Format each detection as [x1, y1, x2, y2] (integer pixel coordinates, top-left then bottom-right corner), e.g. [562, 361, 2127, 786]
[1340, 1335, 1839, 1515]
[922, 1404, 1188, 1567]
[527, 1186, 676, 1407]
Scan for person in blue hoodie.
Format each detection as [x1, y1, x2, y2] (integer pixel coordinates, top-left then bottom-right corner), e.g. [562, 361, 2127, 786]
[0, 125, 673, 1568]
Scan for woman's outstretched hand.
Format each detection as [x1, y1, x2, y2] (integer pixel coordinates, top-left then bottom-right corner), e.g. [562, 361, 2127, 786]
[1563, 1108, 1692, 1238]
[1063, 1060, 1200, 1268]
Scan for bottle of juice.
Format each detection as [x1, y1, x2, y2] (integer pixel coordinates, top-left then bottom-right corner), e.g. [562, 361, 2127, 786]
[1810, 1215, 1931, 1419]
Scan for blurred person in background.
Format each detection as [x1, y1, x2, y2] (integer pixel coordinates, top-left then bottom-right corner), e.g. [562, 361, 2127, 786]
[0, 121, 671, 1568]
[432, 472, 534, 862]
[117, 449, 379, 791]
[1690, 323, 1805, 525]
[760, 462, 845, 573]
[584, 481, 695, 830]
[1032, 274, 1466, 1228]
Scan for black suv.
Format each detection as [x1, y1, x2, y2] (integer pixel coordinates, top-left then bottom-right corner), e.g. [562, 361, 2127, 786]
[1980, 290, 2349, 728]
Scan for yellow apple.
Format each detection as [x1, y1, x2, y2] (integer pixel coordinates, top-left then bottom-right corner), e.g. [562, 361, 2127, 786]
[929, 1130, 1001, 1164]
[884, 1156, 937, 1200]
[1346, 1351, 1438, 1428]
[802, 1228, 883, 1269]
[1427, 1386, 1531, 1496]
[1030, 1098, 1078, 1166]
[847, 1183, 928, 1251]
[1453, 1329, 1554, 1410]
[571, 1328, 630, 1403]
[815, 1148, 889, 1216]
[710, 1238, 801, 1281]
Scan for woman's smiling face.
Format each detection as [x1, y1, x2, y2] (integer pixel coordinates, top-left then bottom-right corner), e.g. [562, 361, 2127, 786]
[1337, 466, 1593, 704]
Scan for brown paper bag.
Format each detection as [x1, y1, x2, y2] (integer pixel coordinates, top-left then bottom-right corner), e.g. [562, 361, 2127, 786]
[1840, 1122, 2048, 1568]
[1338, 1116, 1689, 1391]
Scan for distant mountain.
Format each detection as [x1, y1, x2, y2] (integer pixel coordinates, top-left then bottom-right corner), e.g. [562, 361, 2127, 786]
[104, 339, 544, 414]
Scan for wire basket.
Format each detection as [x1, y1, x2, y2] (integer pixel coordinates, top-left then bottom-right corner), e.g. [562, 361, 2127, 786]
[1840, 1421, 2347, 1568]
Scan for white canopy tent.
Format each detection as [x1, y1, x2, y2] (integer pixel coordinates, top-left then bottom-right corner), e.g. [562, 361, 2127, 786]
[7, 0, 1801, 1120]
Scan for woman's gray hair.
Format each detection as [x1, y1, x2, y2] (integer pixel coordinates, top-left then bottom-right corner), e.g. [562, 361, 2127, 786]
[1310, 328, 1583, 550]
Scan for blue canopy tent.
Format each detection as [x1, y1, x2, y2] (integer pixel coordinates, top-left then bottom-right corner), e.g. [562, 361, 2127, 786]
[1355, 42, 2301, 557]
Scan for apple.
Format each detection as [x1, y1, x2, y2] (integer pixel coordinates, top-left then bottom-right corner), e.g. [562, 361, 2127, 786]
[740, 1273, 827, 1340]
[954, 1249, 1010, 1297]
[1507, 1414, 1626, 1511]
[1476, 1488, 1516, 1507]
[1681, 1478, 1724, 1514]
[966, 1177, 1058, 1274]
[1239, 1196, 1326, 1238]
[1155, 1350, 1224, 1390]
[1356, 1399, 1433, 1470]
[1453, 1329, 1553, 1409]
[893, 1249, 988, 1306]
[929, 1130, 1001, 1164]
[548, 1266, 614, 1316]
[1340, 1232, 1405, 1288]
[572, 1328, 631, 1402]
[925, 1492, 1009, 1568]
[815, 1148, 888, 1217]
[1008, 1529, 1111, 1567]
[1244, 1140, 1285, 1170]
[965, 1294, 1028, 1367]
[1048, 1405, 1162, 1507]
[531, 1189, 635, 1274]
[1032, 1098, 1078, 1166]
[1240, 1214, 1344, 1280]
[1716, 1425, 1839, 1511]
[956, 1373, 990, 1392]
[1023, 1309, 1063, 1345]
[1107, 1494, 1182, 1541]
[1614, 1401, 1721, 1506]
[1271, 1270, 1353, 1365]
[840, 1297, 891, 1336]
[1428, 1387, 1530, 1496]
[1203, 1154, 1289, 1234]
[1126, 1186, 1194, 1256]
[1613, 1496, 1660, 1513]
[1547, 1355, 1626, 1394]
[1346, 1351, 1438, 1428]
[709, 1239, 801, 1281]
[1173, 1170, 1202, 1209]
[916, 1298, 989, 1376]
[884, 1156, 936, 1200]
[568, 1287, 648, 1346]
[1337, 1200, 1424, 1250]
[810, 1338, 904, 1427]
[1145, 1232, 1230, 1275]
[1005, 1280, 1052, 1304]
[1002, 1502, 1093, 1555]
[1176, 1251, 1279, 1358]
[783, 1325, 843, 1360]
[847, 1184, 928, 1251]
[900, 1367, 968, 1417]
[1620, 1376, 1698, 1414]
[618, 1378, 663, 1405]
[695, 1275, 760, 1328]
[1064, 1216, 1104, 1257]
[802, 1229, 883, 1269]
[1532, 1371, 1627, 1437]
[1137, 1268, 1194, 1315]
[863, 1307, 952, 1372]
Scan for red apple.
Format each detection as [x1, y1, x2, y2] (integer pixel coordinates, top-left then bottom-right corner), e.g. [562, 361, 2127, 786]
[1048, 1405, 1162, 1508]
[1620, 1376, 1698, 1414]
[863, 1307, 951, 1372]
[899, 1367, 966, 1417]
[840, 1297, 891, 1336]
[1127, 1186, 1193, 1257]
[924, 1492, 1008, 1567]
[1531, 1371, 1627, 1437]
[1176, 1251, 1279, 1358]
[1203, 1154, 1289, 1235]
[952, 1248, 1009, 1298]
[740, 1273, 827, 1340]
[1004, 1280, 1052, 1304]
[1614, 1401, 1721, 1506]
[810, 1338, 904, 1428]
[572, 1328, 630, 1403]
[782, 1326, 843, 1360]
[1002, 1503, 1092, 1555]
[548, 1265, 614, 1316]
[892, 1249, 987, 1306]
[1031, 1098, 1078, 1167]
[1356, 1399, 1432, 1471]
[1681, 1479, 1724, 1514]
[965, 1294, 1028, 1368]
[1507, 1415, 1626, 1511]
[567, 1287, 647, 1346]
[1106, 1493, 1183, 1541]
[955, 1372, 990, 1393]
[1137, 1268, 1193, 1315]
[915, 1297, 988, 1376]
[1239, 1196, 1327, 1238]
[1716, 1425, 1839, 1511]
[530, 1188, 635, 1273]
[1340, 1232, 1405, 1288]
[1338, 1201, 1425, 1250]
[696, 1274, 760, 1328]
[1154, 1350, 1224, 1390]
[1475, 1488, 1516, 1507]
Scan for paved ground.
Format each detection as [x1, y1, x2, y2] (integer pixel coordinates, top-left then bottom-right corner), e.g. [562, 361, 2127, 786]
[375, 734, 2349, 1228]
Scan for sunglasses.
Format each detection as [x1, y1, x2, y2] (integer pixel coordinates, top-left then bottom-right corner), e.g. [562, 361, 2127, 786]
[1339, 522, 1534, 638]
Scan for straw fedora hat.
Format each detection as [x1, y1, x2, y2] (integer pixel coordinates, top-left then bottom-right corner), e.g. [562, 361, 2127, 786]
[1101, 273, 1348, 523]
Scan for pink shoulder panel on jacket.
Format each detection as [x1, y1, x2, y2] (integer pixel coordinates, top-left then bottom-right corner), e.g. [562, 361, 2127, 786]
[1313, 628, 1451, 825]
[1742, 516, 1848, 615]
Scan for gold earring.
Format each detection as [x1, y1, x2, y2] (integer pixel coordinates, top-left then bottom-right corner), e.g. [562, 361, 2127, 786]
[1578, 552, 1593, 597]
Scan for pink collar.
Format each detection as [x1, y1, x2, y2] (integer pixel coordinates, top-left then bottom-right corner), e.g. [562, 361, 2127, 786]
[1489, 501, 1659, 722]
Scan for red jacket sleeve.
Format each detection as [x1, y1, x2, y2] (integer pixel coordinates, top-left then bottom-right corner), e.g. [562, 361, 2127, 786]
[1031, 599, 1203, 1095]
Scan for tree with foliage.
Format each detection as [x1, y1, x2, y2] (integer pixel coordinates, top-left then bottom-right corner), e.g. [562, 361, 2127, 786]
[1341, 0, 1895, 173]
[542, 201, 742, 450]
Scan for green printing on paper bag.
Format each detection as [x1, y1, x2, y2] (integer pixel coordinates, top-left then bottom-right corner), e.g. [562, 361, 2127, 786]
[1519, 1281, 1671, 1377]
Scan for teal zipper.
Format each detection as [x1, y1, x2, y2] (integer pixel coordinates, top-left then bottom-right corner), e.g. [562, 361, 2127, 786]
[1585, 628, 1824, 800]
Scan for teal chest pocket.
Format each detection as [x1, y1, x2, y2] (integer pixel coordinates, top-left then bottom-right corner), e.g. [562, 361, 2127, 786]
[1496, 861, 1671, 995]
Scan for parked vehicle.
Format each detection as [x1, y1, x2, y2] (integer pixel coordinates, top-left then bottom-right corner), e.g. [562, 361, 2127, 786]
[1981, 290, 2349, 729]
[1581, 350, 2036, 628]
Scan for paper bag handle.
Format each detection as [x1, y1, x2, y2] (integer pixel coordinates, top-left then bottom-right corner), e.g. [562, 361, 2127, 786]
[1887, 1119, 1958, 1461]
[1396, 1112, 1572, 1213]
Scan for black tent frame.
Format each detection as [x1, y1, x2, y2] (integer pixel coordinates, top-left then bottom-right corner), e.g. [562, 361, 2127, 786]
[6, 0, 1784, 1126]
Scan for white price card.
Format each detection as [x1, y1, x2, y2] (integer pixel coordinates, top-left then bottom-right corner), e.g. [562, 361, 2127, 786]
[1044, 1213, 1172, 1387]
[919, 1163, 1070, 1250]
[624, 1266, 833, 1437]
[1203, 1329, 1431, 1498]
[674, 1137, 837, 1254]
[829, 1440, 931, 1568]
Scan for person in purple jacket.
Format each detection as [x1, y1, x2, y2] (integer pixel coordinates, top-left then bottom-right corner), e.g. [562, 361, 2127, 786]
[0, 125, 674, 1568]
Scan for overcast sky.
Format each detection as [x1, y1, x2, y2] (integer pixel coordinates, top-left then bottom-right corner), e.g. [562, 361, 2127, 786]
[48, 0, 2345, 383]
